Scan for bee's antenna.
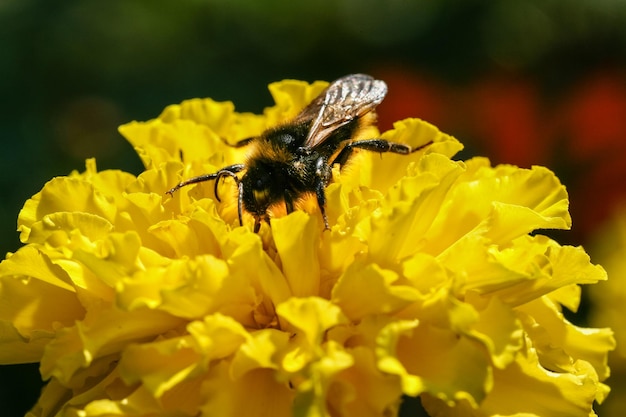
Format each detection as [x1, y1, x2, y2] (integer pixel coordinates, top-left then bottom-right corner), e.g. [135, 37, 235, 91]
[165, 174, 218, 197]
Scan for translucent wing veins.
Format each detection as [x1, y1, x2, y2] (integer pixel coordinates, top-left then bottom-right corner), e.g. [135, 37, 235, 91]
[299, 74, 388, 148]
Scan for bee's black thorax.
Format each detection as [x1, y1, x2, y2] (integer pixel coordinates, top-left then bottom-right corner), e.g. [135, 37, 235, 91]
[240, 119, 360, 216]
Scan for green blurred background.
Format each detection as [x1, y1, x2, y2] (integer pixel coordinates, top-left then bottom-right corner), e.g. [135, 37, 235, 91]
[2, 1, 626, 415]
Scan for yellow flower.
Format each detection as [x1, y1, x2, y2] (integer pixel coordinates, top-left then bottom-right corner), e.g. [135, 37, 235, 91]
[0, 78, 614, 417]
[588, 208, 626, 417]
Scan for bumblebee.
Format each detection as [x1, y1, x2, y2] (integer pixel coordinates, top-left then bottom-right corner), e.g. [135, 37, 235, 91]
[167, 74, 431, 232]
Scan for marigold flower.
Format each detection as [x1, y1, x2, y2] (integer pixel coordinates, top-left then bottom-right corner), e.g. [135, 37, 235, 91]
[588, 208, 626, 417]
[0, 78, 614, 416]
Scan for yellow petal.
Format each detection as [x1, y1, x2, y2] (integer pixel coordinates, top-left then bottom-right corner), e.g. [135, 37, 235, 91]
[367, 118, 463, 193]
[157, 97, 262, 141]
[332, 261, 419, 321]
[0, 246, 83, 338]
[201, 362, 294, 417]
[18, 176, 117, 243]
[116, 254, 250, 322]
[225, 228, 291, 327]
[271, 211, 321, 297]
[41, 307, 184, 383]
[366, 153, 464, 263]
[487, 236, 606, 306]
[119, 335, 201, 399]
[378, 319, 491, 406]
[119, 120, 183, 168]
[231, 328, 291, 379]
[265, 79, 329, 124]
[0, 321, 53, 364]
[292, 341, 354, 417]
[187, 313, 250, 359]
[278, 297, 347, 348]
[466, 293, 525, 369]
[423, 340, 604, 417]
[517, 296, 615, 380]
[326, 346, 403, 417]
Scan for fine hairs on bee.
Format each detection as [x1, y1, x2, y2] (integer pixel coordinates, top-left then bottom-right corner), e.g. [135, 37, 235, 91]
[167, 74, 433, 233]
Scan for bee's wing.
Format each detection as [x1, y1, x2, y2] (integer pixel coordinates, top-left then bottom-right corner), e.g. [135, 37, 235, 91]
[295, 74, 387, 149]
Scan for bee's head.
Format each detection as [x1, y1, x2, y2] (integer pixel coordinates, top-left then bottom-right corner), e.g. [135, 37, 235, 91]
[240, 163, 284, 219]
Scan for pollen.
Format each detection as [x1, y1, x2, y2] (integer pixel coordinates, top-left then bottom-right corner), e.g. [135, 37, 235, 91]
[253, 188, 271, 203]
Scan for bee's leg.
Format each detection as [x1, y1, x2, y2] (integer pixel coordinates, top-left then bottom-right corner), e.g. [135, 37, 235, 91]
[312, 158, 331, 230]
[284, 190, 295, 214]
[315, 181, 330, 230]
[236, 180, 244, 226]
[166, 164, 245, 196]
[330, 139, 433, 168]
[253, 217, 262, 233]
[252, 213, 271, 233]
[224, 137, 255, 148]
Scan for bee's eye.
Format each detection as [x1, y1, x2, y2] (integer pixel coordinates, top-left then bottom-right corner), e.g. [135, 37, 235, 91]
[255, 177, 266, 189]
[252, 171, 271, 191]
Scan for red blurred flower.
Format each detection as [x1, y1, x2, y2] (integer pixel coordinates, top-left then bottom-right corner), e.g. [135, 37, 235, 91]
[467, 75, 548, 167]
[557, 71, 626, 238]
[373, 66, 447, 132]
[563, 71, 626, 160]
